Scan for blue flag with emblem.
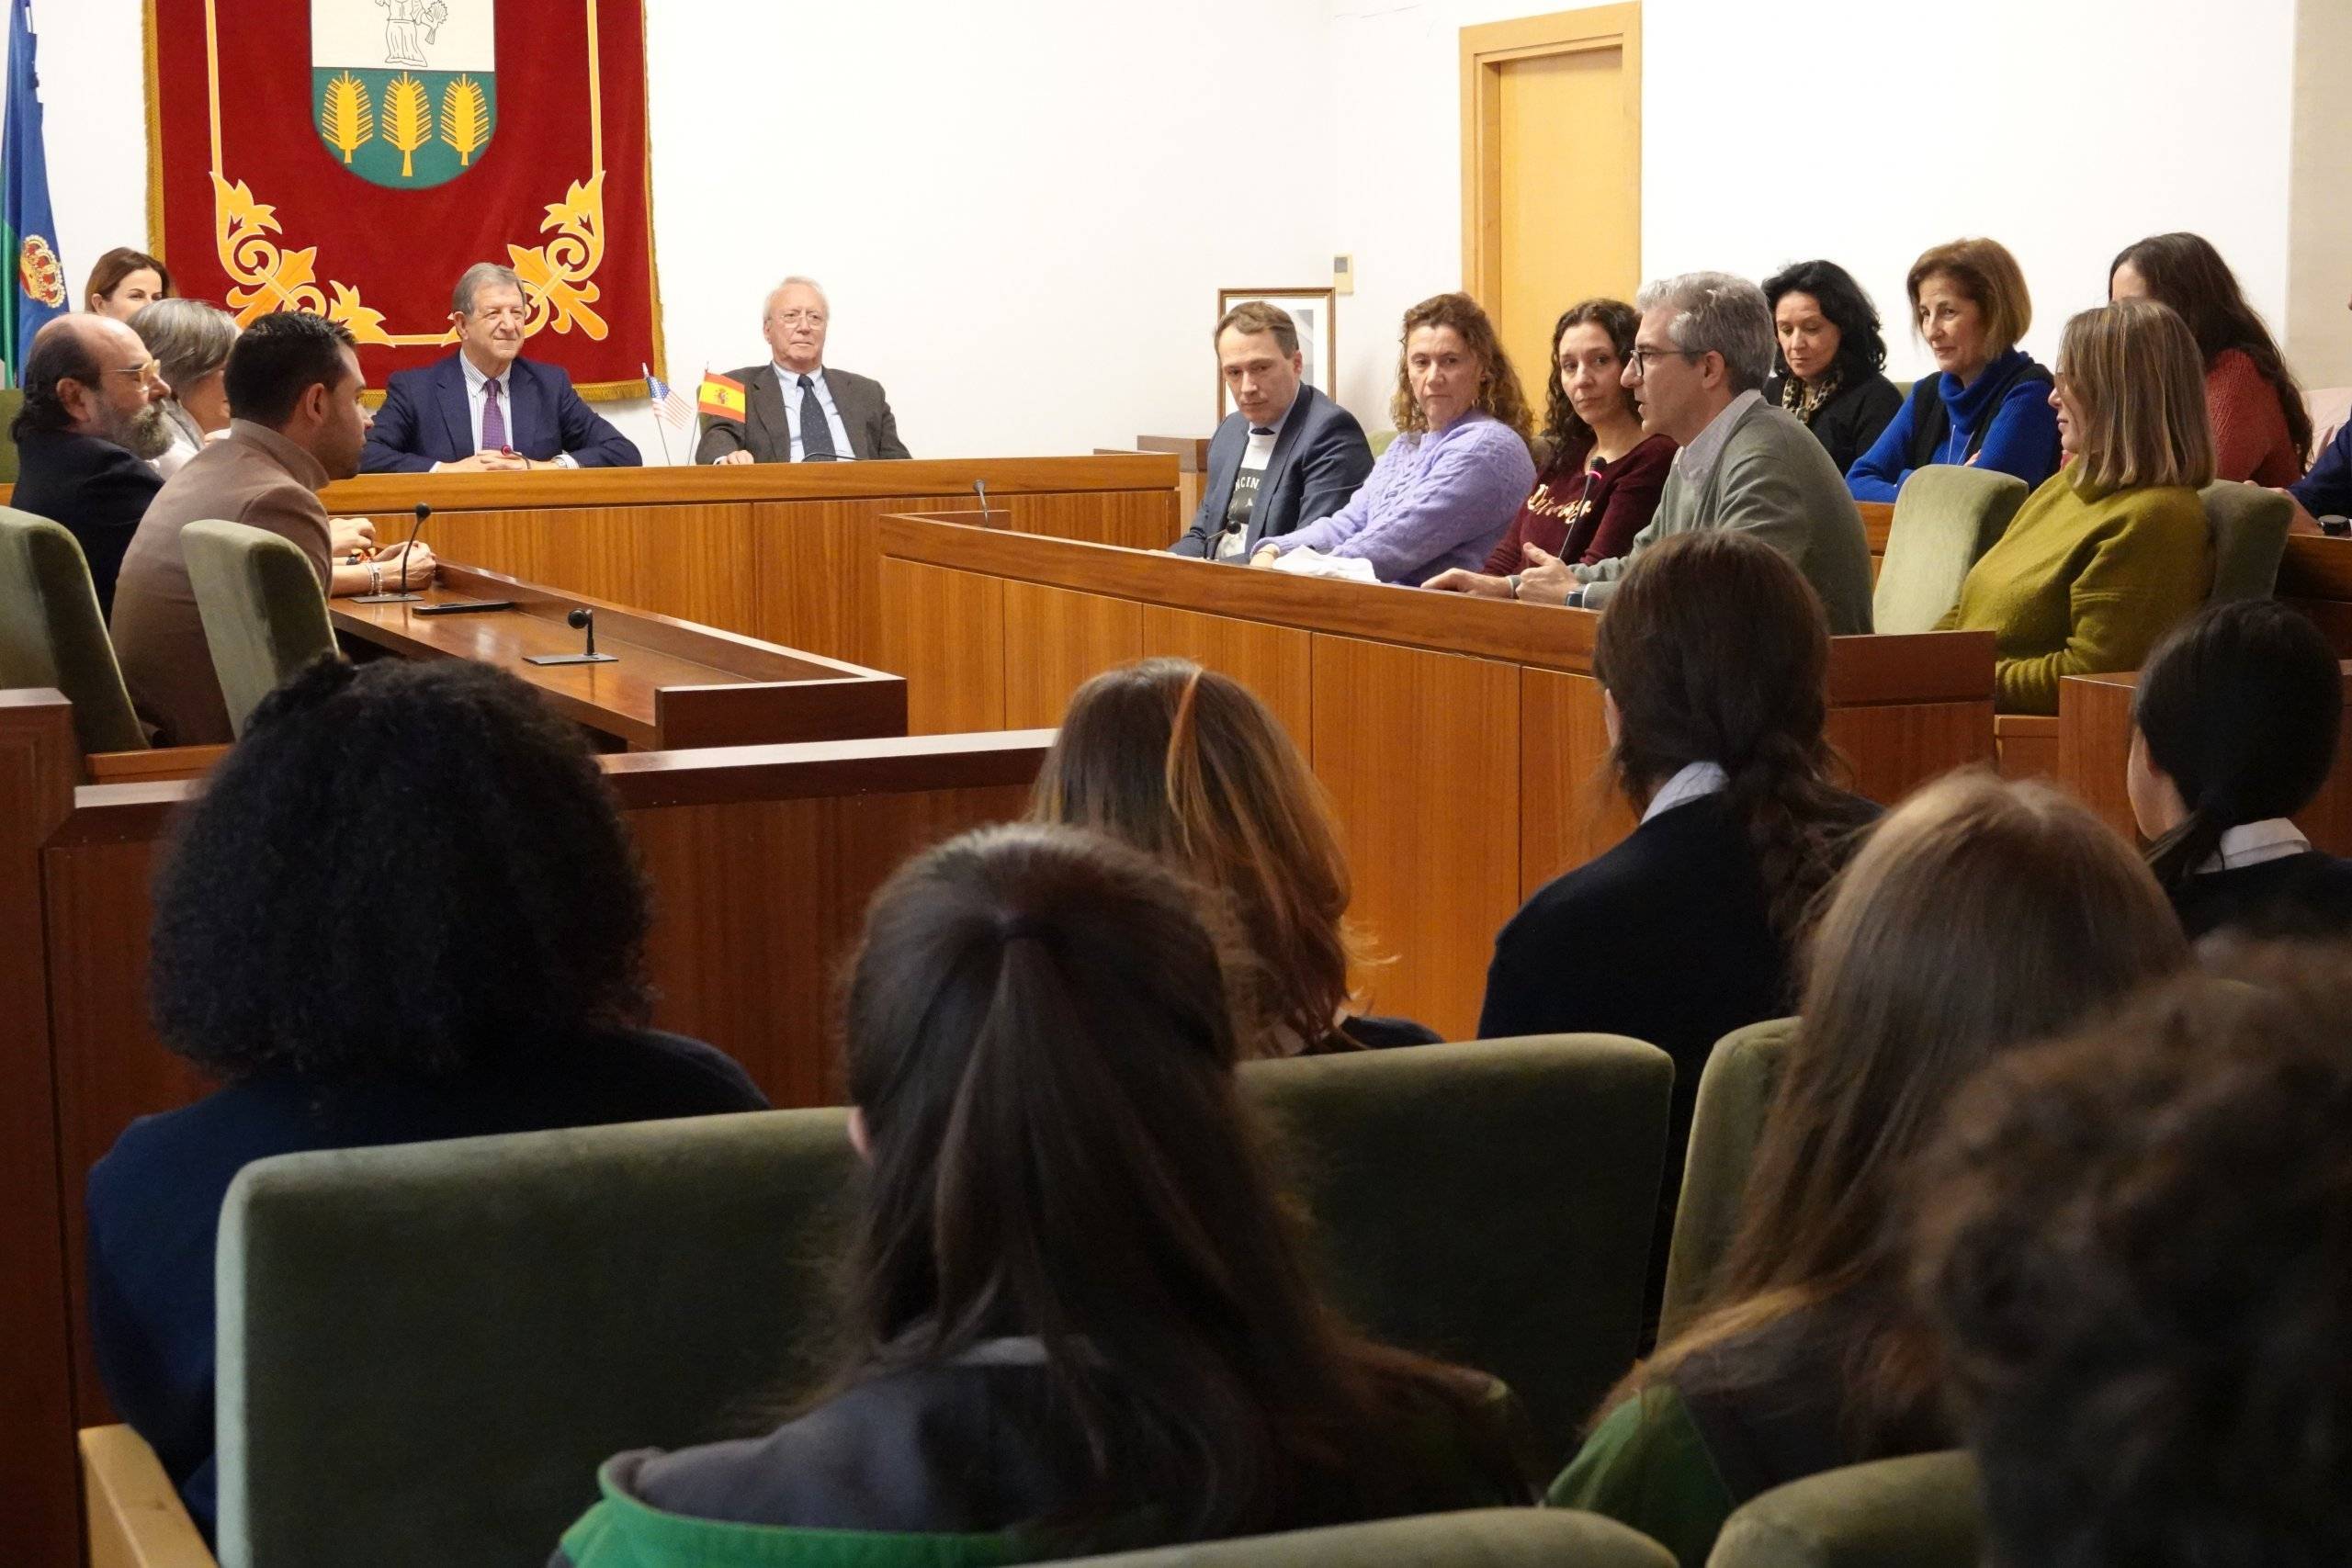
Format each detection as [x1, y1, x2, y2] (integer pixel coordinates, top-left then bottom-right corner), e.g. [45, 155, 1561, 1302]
[2, 0, 66, 384]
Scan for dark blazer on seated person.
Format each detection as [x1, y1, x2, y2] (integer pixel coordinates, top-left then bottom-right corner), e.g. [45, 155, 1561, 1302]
[693, 363, 910, 463]
[85, 1027, 766, 1540]
[555, 1340, 1529, 1568]
[1169, 384, 1374, 559]
[11, 426, 164, 617]
[360, 353, 643, 472]
[2168, 829, 2352, 943]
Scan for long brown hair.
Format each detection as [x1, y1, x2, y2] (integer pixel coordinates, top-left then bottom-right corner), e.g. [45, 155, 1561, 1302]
[1030, 659, 1368, 1053]
[1618, 775, 2186, 1438]
[837, 824, 1525, 1539]
[83, 246, 172, 313]
[1592, 530, 1874, 942]
[2111, 231, 2312, 461]
[2059, 300, 2217, 493]
[1389, 291, 1532, 444]
[1541, 298, 1640, 463]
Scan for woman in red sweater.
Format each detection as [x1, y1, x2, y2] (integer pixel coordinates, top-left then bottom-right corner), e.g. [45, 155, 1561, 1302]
[2110, 232, 2309, 486]
[1425, 297, 1673, 602]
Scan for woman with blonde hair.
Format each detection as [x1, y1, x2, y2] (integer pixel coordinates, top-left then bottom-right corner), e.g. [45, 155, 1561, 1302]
[1252, 291, 1535, 584]
[1937, 298, 2216, 713]
[1847, 238, 2062, 500]
[1547, 773, 2188, 1567]
[1031, 658, 1434, 1054]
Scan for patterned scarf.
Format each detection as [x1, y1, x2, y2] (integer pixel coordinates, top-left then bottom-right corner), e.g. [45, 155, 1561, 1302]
[1779, 365, 1845, 426]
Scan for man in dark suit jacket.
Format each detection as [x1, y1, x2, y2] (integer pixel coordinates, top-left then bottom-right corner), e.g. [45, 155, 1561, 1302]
[359, 263, 640, 473]
[9, 314, 174, 615]
[695, 276, 910, 463]
[1170, 301, 1371, 559]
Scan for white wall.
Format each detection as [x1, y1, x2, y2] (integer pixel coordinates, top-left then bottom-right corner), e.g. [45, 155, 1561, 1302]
[20, 0, 2321, 456]
[1330, 0, 2301, 401]
[24, 0, 1338, 461]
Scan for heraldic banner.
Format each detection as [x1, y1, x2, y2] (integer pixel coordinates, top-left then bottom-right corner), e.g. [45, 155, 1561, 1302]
[144, 0, 661, 399]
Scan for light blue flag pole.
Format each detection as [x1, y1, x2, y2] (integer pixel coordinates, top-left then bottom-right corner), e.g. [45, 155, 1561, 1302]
[2, 0, 67, 386]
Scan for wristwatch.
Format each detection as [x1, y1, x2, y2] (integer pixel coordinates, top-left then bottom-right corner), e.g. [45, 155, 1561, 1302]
[1566, 586, 1587, 610]
[1506, 573, 1522, 601]
[368, 562, 384, 595]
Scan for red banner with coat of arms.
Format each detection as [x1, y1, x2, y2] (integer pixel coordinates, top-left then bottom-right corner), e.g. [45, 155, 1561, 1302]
[143, 0, 662, 399]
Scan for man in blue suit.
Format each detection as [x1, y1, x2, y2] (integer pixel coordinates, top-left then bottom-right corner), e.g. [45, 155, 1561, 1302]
[1169, 301, 1371, 560]
[359, 263, 641, 473]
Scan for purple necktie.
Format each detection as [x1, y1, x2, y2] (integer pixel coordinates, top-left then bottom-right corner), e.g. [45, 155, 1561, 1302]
[481, 377, 507, 452]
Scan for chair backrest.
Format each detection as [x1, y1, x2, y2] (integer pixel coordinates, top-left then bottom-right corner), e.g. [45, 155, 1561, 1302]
[2200, 480, 2292, 604]
[0, 388, 24, 483]
[1657, 1018, 1797, 1340]
[0, 506, 148, 753]
[178, 519, 336, 737]
[1871, 466, 2027, 633]
[1069, 1507, 1674, 1568]
[1707, 1450, 1981, 1568]
[212, 1034, 1672, 1568]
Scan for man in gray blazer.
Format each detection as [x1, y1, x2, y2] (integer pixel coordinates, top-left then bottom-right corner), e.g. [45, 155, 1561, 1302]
[696, 276, 910, 463]
[1555, 272, 1874, 634]
[1170, 301, 1372, 559]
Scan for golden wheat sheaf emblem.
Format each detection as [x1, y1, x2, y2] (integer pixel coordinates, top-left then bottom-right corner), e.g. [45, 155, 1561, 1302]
[310, 0, 496, 189]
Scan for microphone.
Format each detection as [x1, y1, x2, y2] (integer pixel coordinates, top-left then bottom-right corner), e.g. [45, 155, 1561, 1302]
[569, 606, 597, 658]
[974, 479, 994, 524]
[523, 604, 619, 665]
[351, 502, 432, 603]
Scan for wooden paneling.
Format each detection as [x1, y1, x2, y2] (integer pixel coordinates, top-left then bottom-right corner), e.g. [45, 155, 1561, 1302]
[1138, 606, 1315, 739]
[1312, 636, 1523, 1041]
[1826, 701, 1999, 806]
[0, 693, 85, 1568]
[751, 494, 956, 667]
[1519, 667, 1634, 895]
[876, 559, 1006, 735]
[1001, 584, 1143, 729]
[1995, 716, 2061, 781]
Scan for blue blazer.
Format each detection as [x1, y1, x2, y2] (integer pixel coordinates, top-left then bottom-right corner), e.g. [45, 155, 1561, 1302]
[1169, 384, 1374, 558]
[360, 353, 642, 472]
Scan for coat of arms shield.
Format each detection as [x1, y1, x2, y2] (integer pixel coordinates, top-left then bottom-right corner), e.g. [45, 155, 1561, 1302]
[311, 0, 496, 189]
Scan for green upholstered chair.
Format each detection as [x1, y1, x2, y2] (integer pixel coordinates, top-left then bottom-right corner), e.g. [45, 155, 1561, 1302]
[2200, 480, 2292, 604]
[1706, 1450, 1980, 1568]
[1871, 467, 2028, 634]
[1070, 1508, 1674, 1567]
[1369, 428, 1399, 457]
[0, 506, 148, 754]
[1657, 1019, 1797, 1340]
[0, 387, 24, 483]
[209, 1034, 1672, 1567]
[179, 519, 337, 738]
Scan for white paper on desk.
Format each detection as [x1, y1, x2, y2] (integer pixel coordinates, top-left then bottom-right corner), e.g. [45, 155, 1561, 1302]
[1267, 548, 1378, 583]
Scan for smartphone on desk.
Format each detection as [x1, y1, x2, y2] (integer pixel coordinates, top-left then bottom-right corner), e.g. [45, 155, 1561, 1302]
[413, 599, 519, 615]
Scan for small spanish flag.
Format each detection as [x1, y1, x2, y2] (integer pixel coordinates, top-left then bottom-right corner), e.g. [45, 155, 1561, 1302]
[696, 371, 748, 423]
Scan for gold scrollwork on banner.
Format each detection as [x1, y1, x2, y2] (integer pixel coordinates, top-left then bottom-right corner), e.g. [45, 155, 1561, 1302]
[508, 175, 610, 341]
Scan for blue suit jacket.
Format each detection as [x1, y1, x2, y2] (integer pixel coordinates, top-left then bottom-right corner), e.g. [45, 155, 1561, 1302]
[1169, 384, 1374, 558]
[360, 353, 642, 473]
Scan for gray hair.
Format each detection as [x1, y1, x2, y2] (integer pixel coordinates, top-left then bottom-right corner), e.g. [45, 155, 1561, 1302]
[1634, 271, 1776, 393]
[130, 298, 239, 400]
[451, 263, 526, 315]
[763, 276, 829, 320]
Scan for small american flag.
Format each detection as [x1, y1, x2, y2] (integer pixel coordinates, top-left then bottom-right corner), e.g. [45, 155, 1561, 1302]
[644, 366, 696, 434]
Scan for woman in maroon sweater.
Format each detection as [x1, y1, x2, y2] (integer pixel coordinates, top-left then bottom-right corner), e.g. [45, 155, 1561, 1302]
[1427, 298, 1674, 603]
[2109, 232, 2309, 486]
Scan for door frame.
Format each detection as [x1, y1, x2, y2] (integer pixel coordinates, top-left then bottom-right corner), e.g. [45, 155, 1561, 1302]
[1460, 4, 1643, 306]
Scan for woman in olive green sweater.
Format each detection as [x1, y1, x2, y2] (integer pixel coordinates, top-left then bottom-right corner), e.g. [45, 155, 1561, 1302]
[1546, 776, 2186, 1567]
[1938, 298, 2217, 715]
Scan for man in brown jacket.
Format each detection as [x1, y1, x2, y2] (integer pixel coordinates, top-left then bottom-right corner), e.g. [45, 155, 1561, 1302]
[110, 312, 436, 745]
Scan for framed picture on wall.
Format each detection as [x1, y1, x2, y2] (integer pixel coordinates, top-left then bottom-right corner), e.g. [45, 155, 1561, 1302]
[1215, 288, 1338, 425]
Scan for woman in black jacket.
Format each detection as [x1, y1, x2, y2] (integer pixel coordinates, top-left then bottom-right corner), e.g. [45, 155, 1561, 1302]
[1759, 260, 1904, 477]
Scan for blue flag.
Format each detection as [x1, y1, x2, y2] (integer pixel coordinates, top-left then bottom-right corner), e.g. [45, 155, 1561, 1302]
[2, 0, 66, 383]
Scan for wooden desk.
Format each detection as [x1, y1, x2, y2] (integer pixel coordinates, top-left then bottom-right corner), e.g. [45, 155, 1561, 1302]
[317, 455, 1182, 670]
[2056, 664, 2352, 854]
[0, 686, 1050, 1568]
[875, 515, 1997, 1039]
[334, 563, 906, 751]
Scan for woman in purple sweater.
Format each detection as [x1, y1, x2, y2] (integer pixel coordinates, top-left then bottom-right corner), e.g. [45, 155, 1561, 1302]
[1251, 292, 1536, 584]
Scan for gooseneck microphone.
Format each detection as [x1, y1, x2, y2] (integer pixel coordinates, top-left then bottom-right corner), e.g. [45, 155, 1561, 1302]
[569, 606, 598, 658]
[974, 479, 993, 523]
[352, 501, 433, 604]
[524, 604, 620, 666]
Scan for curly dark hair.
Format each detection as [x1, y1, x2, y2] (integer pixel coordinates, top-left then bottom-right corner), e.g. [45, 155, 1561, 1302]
[1914, 950, 2352, 1568]
[1760, 259, 1889, 380]
[1539, 298, 1640, 463]
[148, 657, 653, 1080]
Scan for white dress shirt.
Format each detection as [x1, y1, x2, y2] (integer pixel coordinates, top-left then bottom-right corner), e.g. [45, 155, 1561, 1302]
[779, 364, 857, 463]
[1642, 761, 1729, 824]
[440, 354, 578, 470]
[2196, 818, 2312, 874]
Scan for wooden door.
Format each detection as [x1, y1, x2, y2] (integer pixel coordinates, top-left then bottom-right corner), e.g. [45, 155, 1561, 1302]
[1463, 6, 1642, 395]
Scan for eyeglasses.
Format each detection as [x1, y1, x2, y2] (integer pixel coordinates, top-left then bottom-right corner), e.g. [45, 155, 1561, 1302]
[106, 359, 166, 385]
[769, 310, 827, 327]
[1624, 346, 1702, 377]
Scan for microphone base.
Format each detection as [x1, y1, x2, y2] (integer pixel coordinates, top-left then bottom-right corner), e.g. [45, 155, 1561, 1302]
[523, 652, 620, 665]
[349, 592, 426, 604]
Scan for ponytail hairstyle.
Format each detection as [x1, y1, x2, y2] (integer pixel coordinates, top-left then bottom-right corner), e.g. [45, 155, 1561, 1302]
[835, 824, 1524, 1540]
[1029, 659, 1369, 1054]
[2133, 600, 2342, 888]
[1592, 530, 1875, 942]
